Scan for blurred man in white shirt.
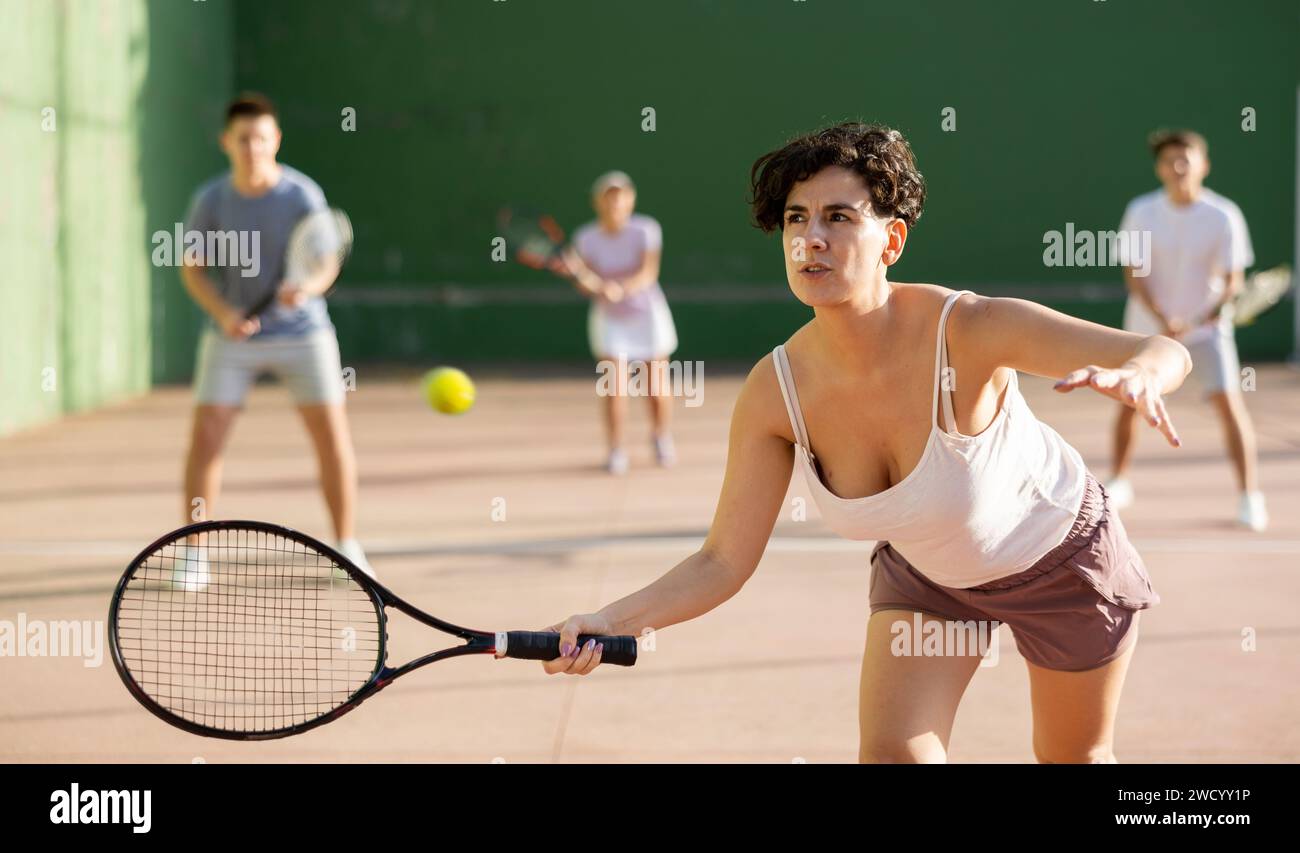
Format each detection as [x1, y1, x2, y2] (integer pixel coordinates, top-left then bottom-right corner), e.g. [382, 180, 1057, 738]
[1108, 129, 1266, 530]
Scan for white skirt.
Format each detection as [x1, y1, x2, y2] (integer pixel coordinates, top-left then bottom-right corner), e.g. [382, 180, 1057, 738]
[587, 290, 678, 361]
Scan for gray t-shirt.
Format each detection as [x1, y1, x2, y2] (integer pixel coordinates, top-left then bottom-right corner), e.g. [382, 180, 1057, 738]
[184, 164, 333, 338]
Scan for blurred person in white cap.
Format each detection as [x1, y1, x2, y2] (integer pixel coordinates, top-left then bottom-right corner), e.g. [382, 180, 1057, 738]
[553, 171, 679, 475]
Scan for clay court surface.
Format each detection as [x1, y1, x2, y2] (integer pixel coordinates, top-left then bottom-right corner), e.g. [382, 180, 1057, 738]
[2, 365, 1298, 762]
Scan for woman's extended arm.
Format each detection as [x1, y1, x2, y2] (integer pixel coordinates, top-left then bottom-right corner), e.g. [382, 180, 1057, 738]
[541, 358, 796, 674]
[955, 292, 1193, 446]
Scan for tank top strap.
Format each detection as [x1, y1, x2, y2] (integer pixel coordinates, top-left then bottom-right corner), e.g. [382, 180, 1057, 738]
[932, 290, 973, 432]
[771, 345, 815, 459]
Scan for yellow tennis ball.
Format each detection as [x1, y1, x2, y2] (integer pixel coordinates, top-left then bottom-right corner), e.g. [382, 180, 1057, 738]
[423, 367, 476, 415]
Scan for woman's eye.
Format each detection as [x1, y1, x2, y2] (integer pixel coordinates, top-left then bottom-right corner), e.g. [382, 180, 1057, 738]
[830, 213, 849, 222]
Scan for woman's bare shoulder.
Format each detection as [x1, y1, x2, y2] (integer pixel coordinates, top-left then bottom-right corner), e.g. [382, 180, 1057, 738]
[736, 337, 807, 444]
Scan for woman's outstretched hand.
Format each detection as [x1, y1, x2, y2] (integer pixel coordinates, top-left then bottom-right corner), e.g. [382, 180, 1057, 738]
[1055, 363, 1182, 448]
[539, 612, 618, 676]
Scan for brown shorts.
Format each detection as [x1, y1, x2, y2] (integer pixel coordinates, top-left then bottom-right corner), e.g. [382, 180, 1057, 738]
[869, 473, 1160, 672]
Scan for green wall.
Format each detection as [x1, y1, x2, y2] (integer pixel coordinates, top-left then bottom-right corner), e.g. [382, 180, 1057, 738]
[0, 0, 62, 435]
[224, 0, 1298, 366]
[0, 0, 234, 435]
[1, 0, 1297, 438]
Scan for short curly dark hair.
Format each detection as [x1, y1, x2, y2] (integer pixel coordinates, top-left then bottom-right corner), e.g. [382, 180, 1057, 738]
[749, 122, 926, 233]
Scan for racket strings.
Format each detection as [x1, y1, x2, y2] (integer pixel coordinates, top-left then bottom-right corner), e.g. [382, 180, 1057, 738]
[284, 209, 352, 283]
[114, 527, 382, 734]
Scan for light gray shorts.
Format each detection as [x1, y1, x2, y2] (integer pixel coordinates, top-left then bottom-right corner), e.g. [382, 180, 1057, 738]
[869, 474, 1160, 672]
[1123, 299, 1240, 397]
[1183, 326, 1241, 397]
[193, 327, 346, 406]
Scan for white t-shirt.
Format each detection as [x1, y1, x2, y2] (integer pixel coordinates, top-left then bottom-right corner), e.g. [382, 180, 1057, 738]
[1117, 188, 1253, 343]
[572, 214, 664, 317]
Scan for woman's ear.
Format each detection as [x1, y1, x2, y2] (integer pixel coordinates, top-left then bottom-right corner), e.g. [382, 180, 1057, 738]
[881, 218, 909, 266]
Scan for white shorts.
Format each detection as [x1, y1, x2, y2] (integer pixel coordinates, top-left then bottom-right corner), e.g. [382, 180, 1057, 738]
[587, 293, 678, 362]
[1122, 299, 1240, 397]
[193, 327, 346, 406]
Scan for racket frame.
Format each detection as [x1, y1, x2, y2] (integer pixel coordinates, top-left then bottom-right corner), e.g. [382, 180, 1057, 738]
[109, 519, 504, 741]
[498, 205, 567, 271]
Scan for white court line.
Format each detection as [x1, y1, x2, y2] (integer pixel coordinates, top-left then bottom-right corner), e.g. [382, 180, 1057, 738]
[3, 535, 1300, 558]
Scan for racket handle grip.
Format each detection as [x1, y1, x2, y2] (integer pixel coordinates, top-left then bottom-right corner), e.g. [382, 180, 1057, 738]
[503, 631, 638, 667]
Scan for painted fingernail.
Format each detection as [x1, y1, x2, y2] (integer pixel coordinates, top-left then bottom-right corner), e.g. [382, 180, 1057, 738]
[560, 643, 573, 657]
[596, 643, 604, 655]
[585, 639, 596, 652]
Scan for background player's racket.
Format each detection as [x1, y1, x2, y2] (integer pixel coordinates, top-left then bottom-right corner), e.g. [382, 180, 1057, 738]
[245, 207, 353, 318]
[1233, 265, 1293, 327]
[108, 520, 637, 740]
[497, 205, 568, 272]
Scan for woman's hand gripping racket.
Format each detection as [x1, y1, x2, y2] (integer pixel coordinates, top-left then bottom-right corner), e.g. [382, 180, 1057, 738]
[108, 520, 637, 740]
[244, 207, 354, 322]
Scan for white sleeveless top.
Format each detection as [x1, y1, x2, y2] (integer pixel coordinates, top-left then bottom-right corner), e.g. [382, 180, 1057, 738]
[772, 290, 1087, 588]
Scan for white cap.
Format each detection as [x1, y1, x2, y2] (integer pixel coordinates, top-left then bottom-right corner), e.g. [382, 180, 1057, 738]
[592, 170, 635, 197]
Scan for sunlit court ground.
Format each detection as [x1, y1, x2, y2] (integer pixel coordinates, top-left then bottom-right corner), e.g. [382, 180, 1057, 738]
[1, 364, 1298, 763]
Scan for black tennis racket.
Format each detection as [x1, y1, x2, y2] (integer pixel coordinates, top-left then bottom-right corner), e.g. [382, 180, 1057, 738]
[246, 207, 354, 318]
[1233, 265, 1293, 327]
[497, 205, 568, 272]
[108, 520, 637, 740]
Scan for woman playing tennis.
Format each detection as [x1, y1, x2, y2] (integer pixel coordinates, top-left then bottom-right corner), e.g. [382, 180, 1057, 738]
[543, 123, 1189, 763]
[553, 171, 679, 475]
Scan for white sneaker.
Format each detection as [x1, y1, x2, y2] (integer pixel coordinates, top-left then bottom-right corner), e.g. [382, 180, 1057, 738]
[1105, 477, 1135, 510]
[1237, 492, 1268, 532]
[170, 545, 211, 592]
[335, 538, 377, 579]
[653, 434, 677, 468]
[606, 448, 629, 476]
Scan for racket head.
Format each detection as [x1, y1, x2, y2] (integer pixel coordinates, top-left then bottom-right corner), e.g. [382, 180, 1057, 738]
[246, 207, 353, 318]
[1233, 265, 1293, 326]
[497, 205, 565, 269]
[285, 207, 353, 285]
[108, 520, 388, 740]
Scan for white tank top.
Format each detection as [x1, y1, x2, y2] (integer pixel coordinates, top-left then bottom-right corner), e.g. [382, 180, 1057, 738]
[772, 290, 1087, 588]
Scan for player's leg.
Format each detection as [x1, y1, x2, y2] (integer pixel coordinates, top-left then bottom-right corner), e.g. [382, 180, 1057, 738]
[590, 305, 631, 474]
[1208, 390, 1257, 491]
[297, 402, 357, 539]
[185, 328, 256, 523]
[859, 609, 986, 763]
[645, 356, 675, 466]
[1027, 636, 1137, 763]
[184, 405, 242, 523]
[598, 354, 629, 474]
[277, 330, 373, 573]
[180, 329, 256, 590]
[1108, 403, 1139, 508]
[1192, 329, 1265, 529]
[1208, 390, 1266, 529]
